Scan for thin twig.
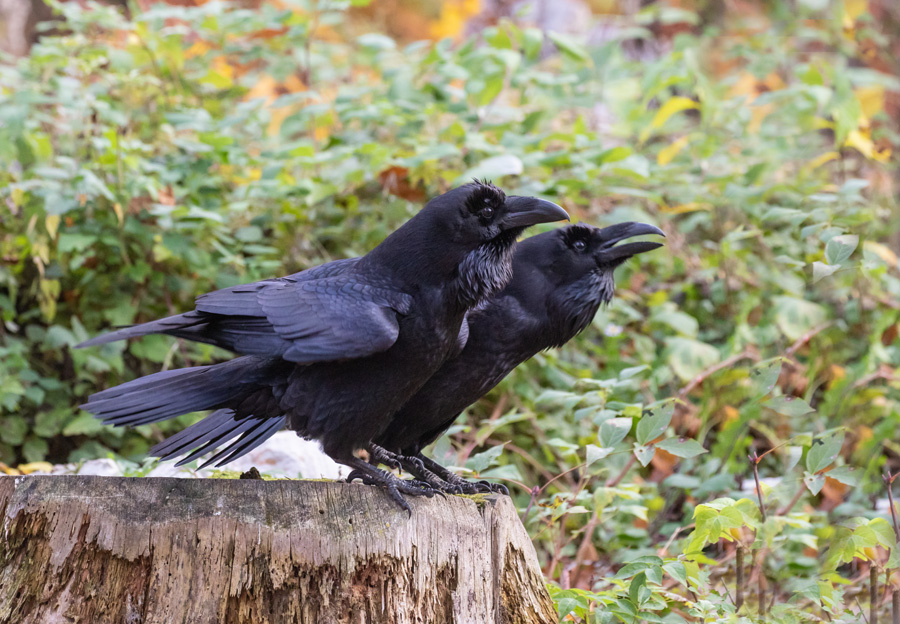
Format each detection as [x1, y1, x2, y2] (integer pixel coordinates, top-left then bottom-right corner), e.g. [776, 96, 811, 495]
[872, 566, 879, 624]
[750, 452, 768, 522]
[605, 454, 637, 488]
[785, 321, 834, 359]
[678, 349, 757, 399]
[736, 544, 745, 611]
[776, 483, 808, 517]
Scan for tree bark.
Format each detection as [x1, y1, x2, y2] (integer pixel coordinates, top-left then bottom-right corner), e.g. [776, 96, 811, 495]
[0, 475, 556, 624]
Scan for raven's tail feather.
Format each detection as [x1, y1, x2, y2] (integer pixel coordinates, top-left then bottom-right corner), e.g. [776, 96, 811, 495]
[150, 409, 287, 468]
[82, 356, 288, 467]
[76, 312, 206, 348]
[82, 356, 278, 425]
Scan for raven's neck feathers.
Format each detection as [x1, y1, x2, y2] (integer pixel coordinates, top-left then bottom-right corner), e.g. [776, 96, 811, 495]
[453, 229, 519, 309]
[360, 216, 520, 311]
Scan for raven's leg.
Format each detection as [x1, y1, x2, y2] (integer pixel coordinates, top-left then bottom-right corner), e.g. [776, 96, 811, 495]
[366, 443, 402, 471]
[417, 454, 510, 496]
[363, 444, 510, 496]
[342, 457, 440, 516]
[361, 443, 460, 493]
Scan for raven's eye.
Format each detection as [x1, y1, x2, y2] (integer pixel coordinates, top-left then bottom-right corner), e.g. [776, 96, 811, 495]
[481, 207, 494, 219]
[573, 239, 586, 251]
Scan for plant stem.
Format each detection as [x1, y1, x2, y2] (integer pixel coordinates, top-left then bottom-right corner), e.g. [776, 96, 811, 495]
[606, 453, 637, 488]
[736, 544, 744, 611]
[750, 452, 767, 521]
[872, 566, 879, 624]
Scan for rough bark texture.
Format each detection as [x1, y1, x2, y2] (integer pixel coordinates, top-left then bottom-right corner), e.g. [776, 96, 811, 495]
[0, 475, 556, 624]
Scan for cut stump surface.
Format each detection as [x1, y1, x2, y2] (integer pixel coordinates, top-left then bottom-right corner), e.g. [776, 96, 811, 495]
[0, 475, 556, 624]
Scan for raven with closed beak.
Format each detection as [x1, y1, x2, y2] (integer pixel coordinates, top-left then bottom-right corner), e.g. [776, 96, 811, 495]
[79, 181, 568, 510]
[362, 221, 664, 494]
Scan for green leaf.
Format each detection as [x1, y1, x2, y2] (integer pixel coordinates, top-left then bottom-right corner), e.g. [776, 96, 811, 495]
[804, 472, 826, 495]
[825, 234, 859, 266]
[466, 443, 506, 473]
[663, 562, 688, 586]
[806, 432, 844, 473]
[636, 403, 673, 445]
[762, 395, 815, 417]
[585, 444, 614, 466]
[547, 31, 589, 62]
[63, 412, 106, 437]
[656, 437, 707, 459]
[812, 261, 840, 283]
[750, 359, 782, 399]
[599, 417, 632, 448]
[634, 444, 656, 467]
[665, 337, 720, 382]
[826, 466, 860, 486]
[772, 296, 828, 341]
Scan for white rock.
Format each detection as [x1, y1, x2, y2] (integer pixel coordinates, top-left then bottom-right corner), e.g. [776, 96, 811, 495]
[226, 432, 345, 480]
[68, 458, 123, 477]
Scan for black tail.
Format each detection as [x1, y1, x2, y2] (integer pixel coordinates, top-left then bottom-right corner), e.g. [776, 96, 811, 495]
[150, 408, 287, 468]
[82, 356, 289, 467]
[76, 311, 208, 348]
[81, 356, 279, 427]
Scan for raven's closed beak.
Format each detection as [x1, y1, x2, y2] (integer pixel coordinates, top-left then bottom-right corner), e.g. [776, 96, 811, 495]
[500, 196, 569, 230]
[596, 222, 665, 263]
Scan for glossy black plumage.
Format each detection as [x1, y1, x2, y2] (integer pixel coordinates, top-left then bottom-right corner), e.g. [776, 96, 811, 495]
[78, 182, 568, 510]
[368, 222, 664, 493]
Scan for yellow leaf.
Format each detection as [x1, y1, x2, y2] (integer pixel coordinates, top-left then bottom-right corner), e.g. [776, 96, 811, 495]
[657, 135, 690, 165]
[843, 0, 867, 26]
[729, 73, 758, 100]
[267, 106, 294, 136]
[748, 103, 774, 134]
[11, 187, 24, 209]
[430, 0, 481, 40]
[855, 85, 884, 120]
[864, 241, 899, 266]
[844, 128, 889, 161]
[805, 151, 839, 171]
[45, 214, 60, 240]
[660, 202, 711, 214]
[245, 74, 279, 104]
[641, 97, 698, 142]
[17, 461, 53, 475]
[184, 39, 212, 59]
[113, 202, 124, 226]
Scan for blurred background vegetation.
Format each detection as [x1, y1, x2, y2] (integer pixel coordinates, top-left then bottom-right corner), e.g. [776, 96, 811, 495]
[1, 0, 899, 621]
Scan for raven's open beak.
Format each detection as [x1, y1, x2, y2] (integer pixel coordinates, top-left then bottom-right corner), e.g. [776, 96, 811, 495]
[596, 222, 665, 264]
[500, 196, 569, 230]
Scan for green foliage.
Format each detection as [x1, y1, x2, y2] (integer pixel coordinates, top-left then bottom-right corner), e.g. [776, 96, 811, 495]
[1, 0, 899, 621]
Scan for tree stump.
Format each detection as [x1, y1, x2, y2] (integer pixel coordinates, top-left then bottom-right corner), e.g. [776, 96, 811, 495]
[0, 475, 556, 624]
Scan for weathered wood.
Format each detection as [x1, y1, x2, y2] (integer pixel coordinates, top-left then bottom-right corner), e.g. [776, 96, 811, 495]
[0, 475, 556, 624]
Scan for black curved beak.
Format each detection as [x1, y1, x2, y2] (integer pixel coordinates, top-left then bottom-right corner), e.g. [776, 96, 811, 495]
[499, 196, 569, 230]
[595, 222, 665, 264]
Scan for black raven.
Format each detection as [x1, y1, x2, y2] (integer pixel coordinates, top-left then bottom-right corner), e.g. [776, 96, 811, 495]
[79, 181, 568, 510]
[363, 221, 664, 494]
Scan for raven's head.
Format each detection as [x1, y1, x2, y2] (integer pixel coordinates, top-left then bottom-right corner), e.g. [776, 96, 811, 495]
[510, 221, 664, 345]
[426, 180, 569, 307]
